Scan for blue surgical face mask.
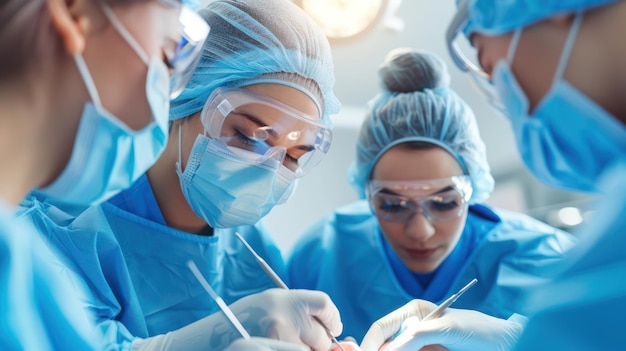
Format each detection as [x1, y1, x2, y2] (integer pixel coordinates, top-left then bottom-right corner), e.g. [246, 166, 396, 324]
[492, 13, 626, 193]
[40, 4, 170, 205]
[176, 127, 296, 229]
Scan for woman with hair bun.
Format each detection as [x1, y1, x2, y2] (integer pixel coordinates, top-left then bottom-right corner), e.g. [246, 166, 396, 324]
[287, 48, 575, 345]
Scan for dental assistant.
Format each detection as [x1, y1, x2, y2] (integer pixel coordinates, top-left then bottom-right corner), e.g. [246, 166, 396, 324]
[18, 0, 343, 350]
[288, 49, 575, 343]
[0, 0, 207, 349]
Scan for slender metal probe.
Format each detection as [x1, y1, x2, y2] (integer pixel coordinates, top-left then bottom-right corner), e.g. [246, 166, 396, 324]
[385, 278, 479, 351]
[187, 260, 251, 339]
[235, 232, 346, 351]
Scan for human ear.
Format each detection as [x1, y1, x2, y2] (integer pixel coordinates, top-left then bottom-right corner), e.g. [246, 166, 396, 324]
[47, 0, 86, 55]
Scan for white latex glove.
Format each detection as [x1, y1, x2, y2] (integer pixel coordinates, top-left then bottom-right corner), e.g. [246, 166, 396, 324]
[132, 288, 342, 351]
[224, 337, 307, 351]
[390, 308, 523, 351]
[360, 299, 522, 351]
[361, 299, 439, 351]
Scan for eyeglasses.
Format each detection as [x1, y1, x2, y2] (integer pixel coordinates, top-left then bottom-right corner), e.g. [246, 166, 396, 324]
[201, 87, 332, 177]
[168, 5, 210, 98]
[446, 0, 504, 111]
[367, 176, 473, 223]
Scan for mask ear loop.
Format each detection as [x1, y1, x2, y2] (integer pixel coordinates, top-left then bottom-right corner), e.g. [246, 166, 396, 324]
[506, 27, 523, 65]
[75, 4, 153, 111]
[100, 2, 150, 65]
[551, 12, 584, 88]
[74, 55, 103, 108]
[177, 123, 183, 172]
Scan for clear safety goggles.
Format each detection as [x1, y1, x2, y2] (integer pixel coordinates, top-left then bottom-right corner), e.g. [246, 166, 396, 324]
[200, 87, 332, 177]
[367, 176, 473, 223]
[167, 4, 210, 98]
[156, 1, 210, 98]
[445, 0, 504, 111]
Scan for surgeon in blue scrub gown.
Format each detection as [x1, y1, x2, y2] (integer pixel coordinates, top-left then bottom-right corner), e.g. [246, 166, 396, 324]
[1, 0, 208, 349]
[17, 1, 344, 351]
[357, 1, 626, 351]
[287, 49, 575, 343]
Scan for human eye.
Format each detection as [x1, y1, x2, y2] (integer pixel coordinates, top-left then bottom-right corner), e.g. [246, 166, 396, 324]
[233, 129, 268, 152]
[431, 199, 460, 212]
[428, 193, 461, 212]
[378, 196, 409, 213]
[283, 154, 299, 171]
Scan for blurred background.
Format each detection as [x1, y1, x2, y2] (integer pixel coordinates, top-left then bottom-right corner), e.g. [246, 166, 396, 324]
[198, 0, 594, 254]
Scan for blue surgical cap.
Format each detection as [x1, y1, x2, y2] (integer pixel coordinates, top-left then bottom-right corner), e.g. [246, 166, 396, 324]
[464, 0, 618, 36]
[170, 0, 339, 126]
[348, 48, 494, 203]
[181, 0, 199, 10]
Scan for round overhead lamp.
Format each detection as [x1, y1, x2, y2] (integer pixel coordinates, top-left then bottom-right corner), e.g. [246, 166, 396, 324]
[296, 0, 398, 42]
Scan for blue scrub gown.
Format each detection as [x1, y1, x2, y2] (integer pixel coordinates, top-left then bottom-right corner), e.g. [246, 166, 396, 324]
[1, 199, 99, 351]
[17, 174, 286, 348]
[287, 201, 575, 342]
[514, 163, 626, 350]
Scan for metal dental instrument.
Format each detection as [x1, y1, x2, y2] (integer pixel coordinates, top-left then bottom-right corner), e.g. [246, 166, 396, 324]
[235, 232, 346, 351]
[187, 260, 251, 340]
[385, 278, 479, 351]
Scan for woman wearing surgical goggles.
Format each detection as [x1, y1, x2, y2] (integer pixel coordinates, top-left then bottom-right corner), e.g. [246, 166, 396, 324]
[174, 84, 332, 229]
[287, 49, 576, 347]
[384, 1, 626, 351]
[0, 0, 207, 350]
[18, 1, 343, 351]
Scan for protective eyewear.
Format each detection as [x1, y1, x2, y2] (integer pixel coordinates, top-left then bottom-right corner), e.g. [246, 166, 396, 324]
[367, 176, 473, 223]
[201, 87, 332, 177]
[167, 3, 210, 99]
[446, 0, 504, 111]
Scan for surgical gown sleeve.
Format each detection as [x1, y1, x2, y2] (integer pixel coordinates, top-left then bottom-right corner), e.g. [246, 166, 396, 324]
[0, 201, 99, 351]
[17, 194, 144, 351]
[514, 163, 626, 350]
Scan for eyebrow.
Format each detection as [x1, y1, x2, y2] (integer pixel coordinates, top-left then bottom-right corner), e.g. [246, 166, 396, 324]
[234, 111, 316, 151]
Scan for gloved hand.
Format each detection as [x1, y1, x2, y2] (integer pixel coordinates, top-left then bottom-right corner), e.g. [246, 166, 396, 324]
[361, 299, 523, 351]
[132, 288, 343, 351]
[361, 299, 439, 351]
[224, 337, 307, 351]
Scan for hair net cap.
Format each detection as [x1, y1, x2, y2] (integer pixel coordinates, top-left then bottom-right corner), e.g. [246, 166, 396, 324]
[463, 0, 619, 36]
[181, 0, 200, 10]
[169, 0, 339, 126]
[348, 48, 494, 203]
